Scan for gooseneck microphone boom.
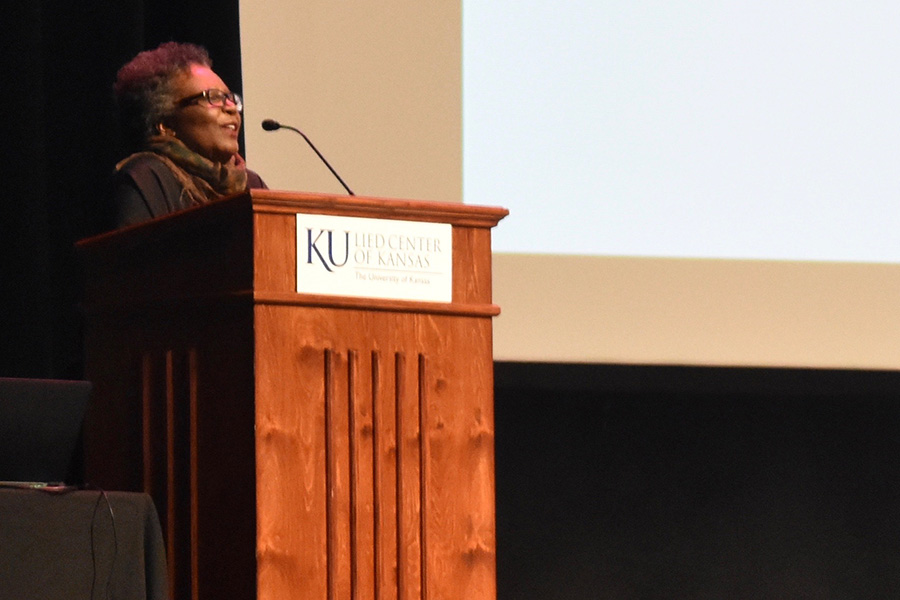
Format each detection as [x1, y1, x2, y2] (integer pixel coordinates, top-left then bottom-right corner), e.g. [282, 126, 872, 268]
[261, 119, 355, 195]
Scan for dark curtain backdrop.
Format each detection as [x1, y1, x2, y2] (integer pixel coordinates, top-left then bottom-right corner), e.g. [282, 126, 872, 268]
[1, 1, 243, 379]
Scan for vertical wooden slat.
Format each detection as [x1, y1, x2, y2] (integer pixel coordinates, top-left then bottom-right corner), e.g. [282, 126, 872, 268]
[375, 350, 398, 600]
[325, 349, 336, 600]
[165, 351, 177, 593]
[396, 351, 423, 600]
[326, 348, 354, 600]
[418, 353, 428, 600]
[353, 350, 376, 600]
[349, 350, 374, 600]
[141, 352, 153, 494]
[372, 350, 381, 600]
[372, 350, 387, 600]
[188, 348, 199, 600]
[395, 352, 406, 600]
[347, 350, 357, 600]
[142, 349, 179, 600]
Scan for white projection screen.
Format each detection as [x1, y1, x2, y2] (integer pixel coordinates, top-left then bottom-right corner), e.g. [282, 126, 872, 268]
[241, 1, 900, 369]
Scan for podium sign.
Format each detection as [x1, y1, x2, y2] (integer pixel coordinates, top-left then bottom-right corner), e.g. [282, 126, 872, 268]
[296, 213, 453, 302]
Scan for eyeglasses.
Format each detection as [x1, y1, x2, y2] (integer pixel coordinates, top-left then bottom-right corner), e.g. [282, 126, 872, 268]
[177, 89, 243, 112]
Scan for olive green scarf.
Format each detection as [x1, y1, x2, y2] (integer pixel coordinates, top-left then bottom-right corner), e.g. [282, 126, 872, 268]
[117, 136, 248, 207]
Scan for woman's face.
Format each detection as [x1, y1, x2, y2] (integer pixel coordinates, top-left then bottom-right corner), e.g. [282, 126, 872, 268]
[165, 64, 241, 163]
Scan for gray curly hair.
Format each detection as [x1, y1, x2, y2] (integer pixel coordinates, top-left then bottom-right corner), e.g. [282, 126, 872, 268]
[114, 41, 212, 151]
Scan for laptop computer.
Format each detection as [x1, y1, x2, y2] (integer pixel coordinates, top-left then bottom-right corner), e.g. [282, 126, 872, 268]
[0, 378, 91, 488]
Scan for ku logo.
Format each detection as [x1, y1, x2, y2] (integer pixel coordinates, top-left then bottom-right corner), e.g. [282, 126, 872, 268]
[307, 228, 350, 272]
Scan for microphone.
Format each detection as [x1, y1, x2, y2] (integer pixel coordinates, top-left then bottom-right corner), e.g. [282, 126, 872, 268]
[261, 119, 355, 196]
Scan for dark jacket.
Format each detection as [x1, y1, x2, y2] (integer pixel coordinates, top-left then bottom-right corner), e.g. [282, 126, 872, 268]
[108, 153, 267, 230]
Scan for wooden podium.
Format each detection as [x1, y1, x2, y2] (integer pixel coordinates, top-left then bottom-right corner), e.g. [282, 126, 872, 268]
[78, 190, 507, 600]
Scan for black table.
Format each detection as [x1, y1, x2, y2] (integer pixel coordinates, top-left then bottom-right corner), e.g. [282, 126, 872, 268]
[0, 487, 167, 600]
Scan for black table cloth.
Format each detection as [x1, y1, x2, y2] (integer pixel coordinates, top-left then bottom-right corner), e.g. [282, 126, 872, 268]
[0, 488, 167, 600]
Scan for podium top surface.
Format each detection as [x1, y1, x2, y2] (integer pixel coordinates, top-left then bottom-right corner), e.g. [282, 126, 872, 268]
[78, 190, 507, 317]
[80, 190, 507, 251]
[250, 189, 508, 225]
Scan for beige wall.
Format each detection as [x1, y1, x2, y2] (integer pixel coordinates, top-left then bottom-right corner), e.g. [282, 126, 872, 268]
[241, 2, 900, 371]
[240, 0, 461, 203]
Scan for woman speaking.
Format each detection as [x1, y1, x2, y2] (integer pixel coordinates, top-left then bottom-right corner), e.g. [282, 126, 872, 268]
[109, 42, 266, 229]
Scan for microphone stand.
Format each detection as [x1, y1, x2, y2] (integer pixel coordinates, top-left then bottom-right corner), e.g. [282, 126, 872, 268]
[262, 120, 355, 196]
